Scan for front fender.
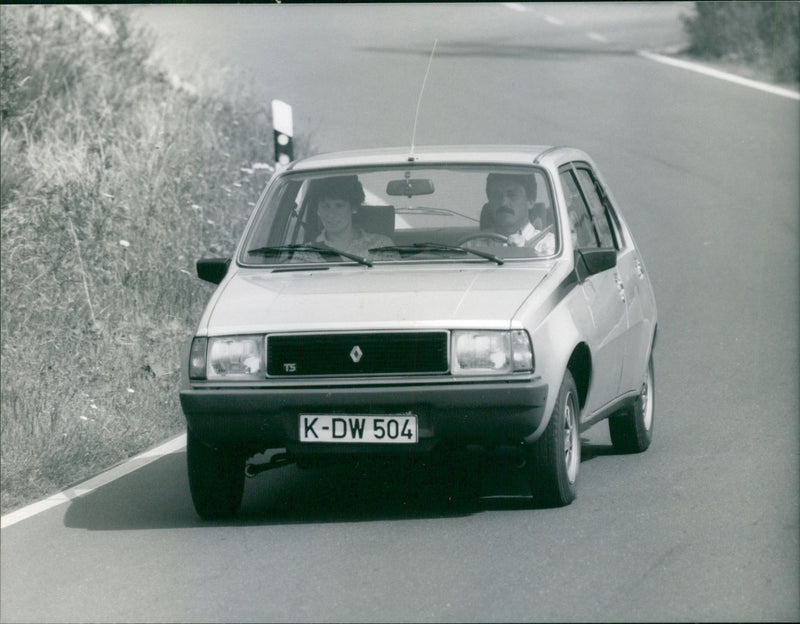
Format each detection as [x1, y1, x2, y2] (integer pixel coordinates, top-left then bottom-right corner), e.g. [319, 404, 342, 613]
[523, 292, 591, 442]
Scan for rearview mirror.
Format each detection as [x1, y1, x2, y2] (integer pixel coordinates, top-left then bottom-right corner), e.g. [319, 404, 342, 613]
[386, 178, 435, 197]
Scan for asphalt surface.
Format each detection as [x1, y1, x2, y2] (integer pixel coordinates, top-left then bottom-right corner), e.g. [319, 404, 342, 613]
[2, 3, 798, 622]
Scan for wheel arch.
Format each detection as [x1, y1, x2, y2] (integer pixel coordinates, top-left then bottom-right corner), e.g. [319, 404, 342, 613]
[566, 342, 591, 411]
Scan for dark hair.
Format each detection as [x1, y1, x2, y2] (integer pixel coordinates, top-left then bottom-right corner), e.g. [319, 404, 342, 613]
[486, 173, 537, 200]
[313, 175, 365, 207]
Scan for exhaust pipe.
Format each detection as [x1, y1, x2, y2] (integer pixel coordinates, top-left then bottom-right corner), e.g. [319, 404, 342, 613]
[245, 452, 294, 478]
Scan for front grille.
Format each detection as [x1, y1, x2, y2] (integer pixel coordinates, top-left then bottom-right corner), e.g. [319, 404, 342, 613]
[267, 331, 449, 376]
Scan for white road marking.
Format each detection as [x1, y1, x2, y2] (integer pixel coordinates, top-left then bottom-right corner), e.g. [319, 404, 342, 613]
[501, 2, 527, 12]
[638, 50, 800, 100]
[544, 15, 564, 26]
[66, 4, 115, 37]
[1, 433, 187, 529]
[586, 31, 609, 44]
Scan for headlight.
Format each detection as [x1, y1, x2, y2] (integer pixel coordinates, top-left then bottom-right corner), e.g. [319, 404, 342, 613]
[189, 335, 265, 380]
[451, 330, 533, 375]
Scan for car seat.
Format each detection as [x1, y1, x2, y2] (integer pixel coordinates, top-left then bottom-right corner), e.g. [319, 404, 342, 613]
[354, 205, 395, 237]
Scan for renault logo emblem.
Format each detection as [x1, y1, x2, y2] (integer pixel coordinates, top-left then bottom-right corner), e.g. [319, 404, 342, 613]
[349, 346, 363, 363]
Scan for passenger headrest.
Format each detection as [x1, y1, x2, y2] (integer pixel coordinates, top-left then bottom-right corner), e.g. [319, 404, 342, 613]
[354, 205, 395, 237]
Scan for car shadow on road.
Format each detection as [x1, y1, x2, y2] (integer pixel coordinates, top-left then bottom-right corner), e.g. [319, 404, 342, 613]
[62, 441, 614, 531]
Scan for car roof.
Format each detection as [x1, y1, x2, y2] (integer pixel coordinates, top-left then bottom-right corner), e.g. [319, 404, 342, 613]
[286, 145, 590, 171]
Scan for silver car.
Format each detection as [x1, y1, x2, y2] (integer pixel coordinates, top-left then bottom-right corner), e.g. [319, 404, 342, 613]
[180, 145, 657, 518]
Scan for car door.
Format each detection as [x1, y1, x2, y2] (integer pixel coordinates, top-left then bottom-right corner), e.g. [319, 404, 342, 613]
[560, 165, 628, 419]
[573, 165, 651, 397]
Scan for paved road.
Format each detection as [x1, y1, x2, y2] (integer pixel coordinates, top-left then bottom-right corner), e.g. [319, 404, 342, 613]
[2, 3, 798, 622]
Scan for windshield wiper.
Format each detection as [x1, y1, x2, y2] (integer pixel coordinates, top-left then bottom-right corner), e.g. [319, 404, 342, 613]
[368, 243, 504, 265]
[247, 244, 373, 267]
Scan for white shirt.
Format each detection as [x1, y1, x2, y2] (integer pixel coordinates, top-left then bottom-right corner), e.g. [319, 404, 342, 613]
[315, 228, 394, 257]
[288, 228, 398, 263]
[506, 222, 555, 255]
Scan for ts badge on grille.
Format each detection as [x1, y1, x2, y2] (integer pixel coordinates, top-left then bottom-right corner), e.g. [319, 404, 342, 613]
[349, 346, 363, 363]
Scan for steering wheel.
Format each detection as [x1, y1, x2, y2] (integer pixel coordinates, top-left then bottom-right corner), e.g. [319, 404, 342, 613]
[455, 232, 509, 246]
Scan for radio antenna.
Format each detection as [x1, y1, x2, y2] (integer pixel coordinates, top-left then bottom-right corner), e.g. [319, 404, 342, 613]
[409, 39, 438, 157]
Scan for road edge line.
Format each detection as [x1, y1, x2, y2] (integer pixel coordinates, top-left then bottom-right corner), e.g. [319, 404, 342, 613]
[637, 50, 800, 101]
[1, 432, 187, 530]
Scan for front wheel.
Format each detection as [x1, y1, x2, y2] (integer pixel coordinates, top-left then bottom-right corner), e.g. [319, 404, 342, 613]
[526, 370, 581, 507]
[187, 428, 246, 520]
[609, 354, 654, 454]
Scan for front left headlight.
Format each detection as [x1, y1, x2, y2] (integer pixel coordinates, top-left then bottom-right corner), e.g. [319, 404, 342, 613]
[451, 329, 533, 375]
[189, 335, 265, 380]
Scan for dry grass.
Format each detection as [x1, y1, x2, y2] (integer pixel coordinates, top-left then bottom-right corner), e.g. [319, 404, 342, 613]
[0, 5, 287, 512]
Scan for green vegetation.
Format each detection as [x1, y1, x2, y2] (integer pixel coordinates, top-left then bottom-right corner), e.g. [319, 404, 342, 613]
[0, 5, 290, 512]
[681, 1, 800, 83]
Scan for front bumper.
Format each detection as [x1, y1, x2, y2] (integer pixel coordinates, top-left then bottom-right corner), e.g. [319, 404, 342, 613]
[180, 379, 549, 456]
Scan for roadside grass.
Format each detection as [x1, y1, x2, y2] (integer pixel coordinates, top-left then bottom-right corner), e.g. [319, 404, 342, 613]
[680, 1, 799, 86]
[0, 6, 288, 512]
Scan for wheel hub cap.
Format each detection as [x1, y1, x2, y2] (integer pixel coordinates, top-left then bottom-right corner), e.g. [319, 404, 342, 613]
[564, 395, 580, 483]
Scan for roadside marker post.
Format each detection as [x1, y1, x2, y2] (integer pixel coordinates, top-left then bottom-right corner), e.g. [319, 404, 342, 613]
[271, 99, 294, 168]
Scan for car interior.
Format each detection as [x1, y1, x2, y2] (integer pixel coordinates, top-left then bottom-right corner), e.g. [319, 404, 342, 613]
[244, 168, 561, 260]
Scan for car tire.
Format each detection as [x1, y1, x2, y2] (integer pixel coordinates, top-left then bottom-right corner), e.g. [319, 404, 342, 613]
[609, 354, 654, 454]
[526, 370, 580, 507]
[187, 428, 246, 520]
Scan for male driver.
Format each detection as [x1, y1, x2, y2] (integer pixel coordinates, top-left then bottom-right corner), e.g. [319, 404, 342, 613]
[483, 173, 555, 255]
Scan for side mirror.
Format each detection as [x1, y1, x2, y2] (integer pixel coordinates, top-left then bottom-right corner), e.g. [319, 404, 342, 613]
[196, 257, 231, 285]
[575, 248, 616, 279]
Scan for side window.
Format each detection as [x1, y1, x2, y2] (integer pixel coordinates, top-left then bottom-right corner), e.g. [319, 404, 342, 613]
[559, 170, 595, 248]
[245, 180, 303, 250]
[575, 168, 616, 249]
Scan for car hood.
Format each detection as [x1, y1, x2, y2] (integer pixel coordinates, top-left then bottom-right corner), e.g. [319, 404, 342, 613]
[201, 264, 554, 335]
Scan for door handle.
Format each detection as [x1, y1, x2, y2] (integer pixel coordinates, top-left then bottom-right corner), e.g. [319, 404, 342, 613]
[614, 272, 626, 302]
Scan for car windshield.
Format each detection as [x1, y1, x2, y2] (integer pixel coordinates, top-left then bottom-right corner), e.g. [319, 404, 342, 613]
[240, 164, 559, 266]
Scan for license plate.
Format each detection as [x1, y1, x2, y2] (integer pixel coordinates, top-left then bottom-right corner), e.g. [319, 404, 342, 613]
[299, 414, 418, 443]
